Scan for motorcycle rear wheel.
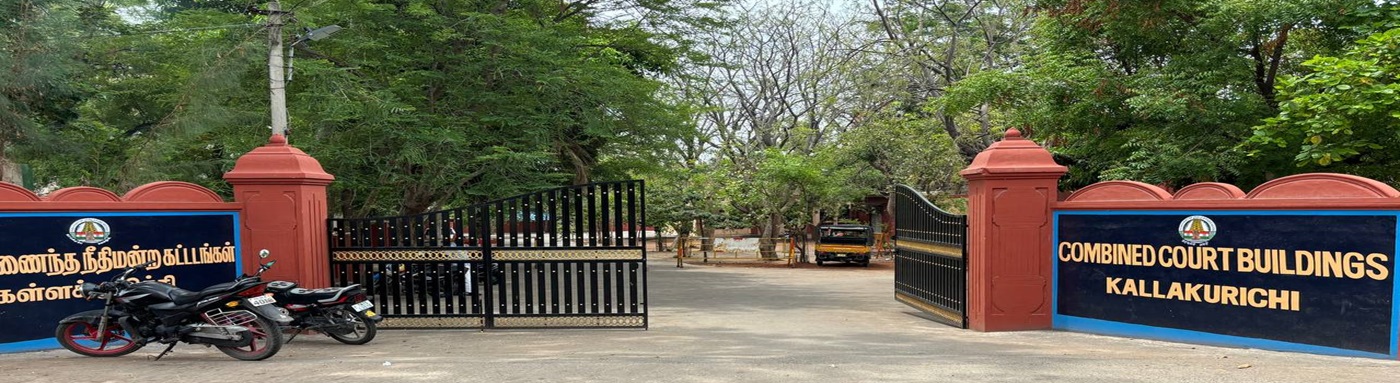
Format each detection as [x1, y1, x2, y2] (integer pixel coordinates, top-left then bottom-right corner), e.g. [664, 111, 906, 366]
[326, 308, 377, 345]
[55, 320, 143, 357]
[216, 316, 283, 361]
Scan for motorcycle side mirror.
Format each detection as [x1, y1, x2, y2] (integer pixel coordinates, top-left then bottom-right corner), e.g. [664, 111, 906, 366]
[259, 249, 270, 259]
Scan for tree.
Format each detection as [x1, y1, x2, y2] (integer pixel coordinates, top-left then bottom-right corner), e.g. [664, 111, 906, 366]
[10, 0, 725, 218]
[289, 0, 726, 215]
[865, 0, 1035, 161]
[676, 0, 868, 257]
[17, 6, 268, 192]
[711, 149, 871, 258]
[833, 106, 965, 194]
[1, 0, 89, 184]
[961, 0, 1380, 189]
[1250, 27, 1400, 183]
[686, 1, 860, 165]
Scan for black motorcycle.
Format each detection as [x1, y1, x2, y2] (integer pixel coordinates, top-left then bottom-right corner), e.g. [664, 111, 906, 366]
[370, 262, 504, 295]
[267, 280, 382, 345]
[54, 250, 293, 361]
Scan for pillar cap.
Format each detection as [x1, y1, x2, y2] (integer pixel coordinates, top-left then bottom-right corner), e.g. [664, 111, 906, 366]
[960, 128, 1068, 180]
[223, 134, 334, 185]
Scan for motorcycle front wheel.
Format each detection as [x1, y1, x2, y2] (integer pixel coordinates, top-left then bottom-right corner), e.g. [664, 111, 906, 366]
[326, 308, 377, 345]
[55, 319, 143, 357]
[216, 316, 283, 361]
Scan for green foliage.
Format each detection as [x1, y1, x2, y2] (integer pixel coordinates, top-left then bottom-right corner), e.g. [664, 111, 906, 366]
[17, 7, 266, 191]
[310, 0, 721, 216]
[986, 0, 1382, 190]
[833, 105, 965, 194]
[13, 0, 1400, 230]
[658, 1, 870, 240]
[643, 164, 739, 235]
[721, 148, 872, 231]
[862, 0, 1035, 160]
[4, 0, 722, 217]
[1, 0, 87, 152]
[1250, 28, 1400, 181]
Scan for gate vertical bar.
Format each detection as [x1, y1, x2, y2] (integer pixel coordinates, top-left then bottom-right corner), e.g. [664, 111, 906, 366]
[641, 180, 648, 328]
[479, 204, 494, 328]
[960, 217, 968, 327]
[613, 183, 624, 247]
[549, 190, 559, 247]
[587, 184, 598, 247]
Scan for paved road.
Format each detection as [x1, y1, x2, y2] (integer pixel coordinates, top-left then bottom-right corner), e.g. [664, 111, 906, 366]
[2, 260, 1398, 382]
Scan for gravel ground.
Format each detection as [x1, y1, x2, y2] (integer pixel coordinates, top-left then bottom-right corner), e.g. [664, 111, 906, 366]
[1, 257, 1397, 383]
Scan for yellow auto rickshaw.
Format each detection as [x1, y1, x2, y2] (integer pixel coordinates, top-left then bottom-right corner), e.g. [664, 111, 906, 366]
[814, 224, 873, 267]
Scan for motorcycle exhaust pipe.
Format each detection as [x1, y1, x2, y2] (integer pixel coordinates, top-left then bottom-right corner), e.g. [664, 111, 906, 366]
[185, 323, 251, 340]
[182, 324, 255, 348]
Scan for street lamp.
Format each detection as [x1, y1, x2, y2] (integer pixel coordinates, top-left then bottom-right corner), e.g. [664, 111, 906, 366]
[300, 25, 343, 42]
[286, 25, 341, 82]
[266, 1, 341, 138]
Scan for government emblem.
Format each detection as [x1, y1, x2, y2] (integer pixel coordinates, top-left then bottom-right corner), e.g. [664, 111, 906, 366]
[67, 218, 112, 244]
[1177, 215, 1216, 246]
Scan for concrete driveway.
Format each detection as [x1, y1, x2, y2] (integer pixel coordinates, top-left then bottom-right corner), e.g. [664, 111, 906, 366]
[2, 259, 1397, 382]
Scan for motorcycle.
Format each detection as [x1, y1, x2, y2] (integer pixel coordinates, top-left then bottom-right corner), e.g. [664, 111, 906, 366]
[266, 279, 382, 345]
[54, 249, 293, 361]
[369, 262, 504, 296]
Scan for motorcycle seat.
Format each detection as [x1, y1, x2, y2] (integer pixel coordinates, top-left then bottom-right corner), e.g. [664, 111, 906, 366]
[136, 280, 243, 305]
[266, 280, 297, 294]
[281, 284, 363, 304]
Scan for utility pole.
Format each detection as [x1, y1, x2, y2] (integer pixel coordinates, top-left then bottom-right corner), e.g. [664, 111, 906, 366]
[266, 0, 288, 138]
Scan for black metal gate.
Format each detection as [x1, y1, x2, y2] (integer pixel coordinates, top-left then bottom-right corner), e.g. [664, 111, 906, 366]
[326, 181, 647, 329]
[892, 185, 967, 328]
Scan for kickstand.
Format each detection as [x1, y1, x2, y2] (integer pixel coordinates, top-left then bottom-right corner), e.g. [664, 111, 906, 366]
[285, 328, 303, 344]
[152, 342, 177, 361]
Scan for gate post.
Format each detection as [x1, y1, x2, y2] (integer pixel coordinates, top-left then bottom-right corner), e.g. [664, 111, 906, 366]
[958, 129, 1066, 331]
[224, 134, 335, 287]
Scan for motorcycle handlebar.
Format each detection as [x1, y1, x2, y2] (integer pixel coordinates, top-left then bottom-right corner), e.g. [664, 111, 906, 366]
[236, 261, 277, 282]
[255, 260, 275, 275]
[115, 260, 157, 280]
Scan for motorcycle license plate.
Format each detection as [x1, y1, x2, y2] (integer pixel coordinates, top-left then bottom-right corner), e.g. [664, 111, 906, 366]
[351, 300, 374, 312]
[248, 295, 276, 306]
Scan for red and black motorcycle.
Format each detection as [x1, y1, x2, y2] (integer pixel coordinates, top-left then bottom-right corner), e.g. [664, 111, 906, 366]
[54, 250, 293, 361]
[267, 280, 382, 345]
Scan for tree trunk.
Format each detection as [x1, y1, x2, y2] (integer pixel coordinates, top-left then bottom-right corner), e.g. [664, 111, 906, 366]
[759, 211, 782, 259]
[0, 139, 7, 186]
[400, 186, 436, 216]
[697, 218, 714, 259]
[801, 209, 820, 263]
[561, 143, 593, 185]
[339, 189, 354, 218]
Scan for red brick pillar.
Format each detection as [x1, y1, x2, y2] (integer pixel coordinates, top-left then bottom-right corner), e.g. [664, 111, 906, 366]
[958, 128, 1067, 331]
[224, 134, 335, 287]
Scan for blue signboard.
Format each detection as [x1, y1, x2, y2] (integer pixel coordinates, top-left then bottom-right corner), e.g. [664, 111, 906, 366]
[0, 212, 239, 353]
[1054, 211, 1398, 358]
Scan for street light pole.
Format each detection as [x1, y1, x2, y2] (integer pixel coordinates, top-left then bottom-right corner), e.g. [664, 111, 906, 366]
[287, 25, 342, 83]
[266, 0, 288, 138]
